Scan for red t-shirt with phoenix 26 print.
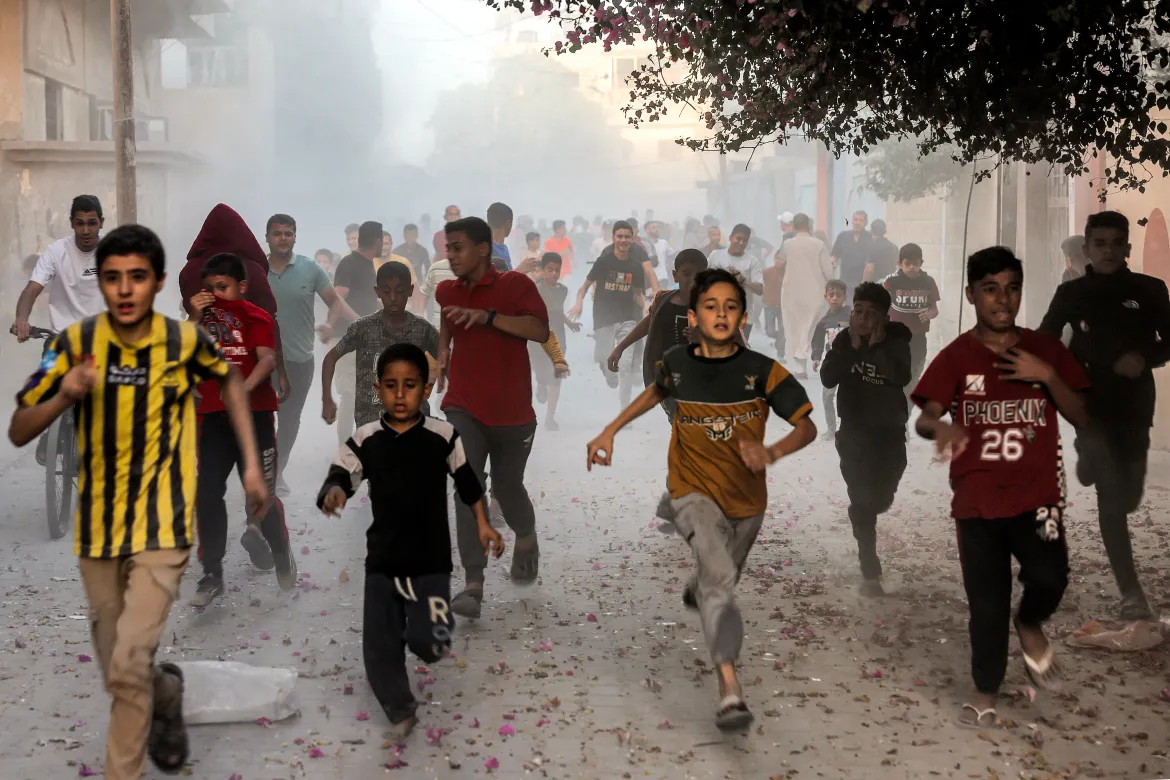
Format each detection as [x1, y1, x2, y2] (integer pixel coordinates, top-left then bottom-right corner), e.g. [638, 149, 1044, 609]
[197, 296, 279, 414]
[911, 328, 1088, 521]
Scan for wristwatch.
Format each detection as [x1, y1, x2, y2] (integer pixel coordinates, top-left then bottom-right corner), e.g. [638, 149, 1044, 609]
[485, 308, 497, 327]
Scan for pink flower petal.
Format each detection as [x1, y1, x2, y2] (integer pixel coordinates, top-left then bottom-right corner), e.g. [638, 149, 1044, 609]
[343, 683, 354, 695]
[259, 632, 270, 640]
[471, 717, 481, 728]
[586, 613, 598, 622]
[78, 764, 98, 777]
[356, 712, 369, 721]
[308, 747, 325, 758]
[77, 654, 92, 663]
[255, 716, 272, 727]
[385, 758, 409, 769]
[300, 546, 311, 555]
[502, 712, 515, 720]
[426, 726, 443, 745]
[485, 757, 500, 770]
[658, 719, 673, 729]
[536, 718, 550, 727]
[498, 723, 515, 736]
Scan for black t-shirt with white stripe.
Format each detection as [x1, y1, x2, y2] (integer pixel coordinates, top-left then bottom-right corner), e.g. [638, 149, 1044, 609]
[317, 414, 484, 575]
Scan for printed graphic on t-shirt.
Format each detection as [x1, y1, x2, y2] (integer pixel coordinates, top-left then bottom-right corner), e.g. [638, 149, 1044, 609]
[892, 287, 934, 314]
[823, 323, 846, 355]
[603, 271, 636, 294]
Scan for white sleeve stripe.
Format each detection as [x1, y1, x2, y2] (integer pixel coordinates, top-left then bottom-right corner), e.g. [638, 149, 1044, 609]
[335, 438, 363, 486]
[447, 435, 469, 474]
[422, 415, 457, 443]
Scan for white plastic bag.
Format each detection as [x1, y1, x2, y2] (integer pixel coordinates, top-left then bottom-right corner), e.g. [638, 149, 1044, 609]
[176, 660, 300, 724]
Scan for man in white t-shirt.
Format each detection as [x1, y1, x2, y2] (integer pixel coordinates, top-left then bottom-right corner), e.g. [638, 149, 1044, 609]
[706, 223, 764, 341]
[645, 220, 675, 288]
[12, 195, 106, 339]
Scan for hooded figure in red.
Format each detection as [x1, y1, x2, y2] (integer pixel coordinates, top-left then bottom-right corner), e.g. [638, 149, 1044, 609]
[179, 203, 278, 316]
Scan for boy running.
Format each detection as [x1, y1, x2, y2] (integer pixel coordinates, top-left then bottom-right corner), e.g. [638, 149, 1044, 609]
[587, 268, 816, 730]
[11, 225, 269, 778]
[607, 248, 709, 421]
[1039, 211, 1170, 620]
[319, 343, 503, 738]
[811, 279, 849, 441]
[820, 282, 911, 596]
[568, 220, 647, 409]
[531, 253, 578, 430]
[913, 246, 1088, 728]
[883, 243, 940, 407]
[188, 253, 296, 605]
[322, 261, 440, 429]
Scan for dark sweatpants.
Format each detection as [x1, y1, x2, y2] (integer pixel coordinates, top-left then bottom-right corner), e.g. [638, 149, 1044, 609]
[1076, 422, 1149, 598]
[835, 427, 907, 579]
[275, 359, 315, 479]
[444, 408, 536, 584]
[363, 572, 453, 724]
[957, 511, 1069, 694]
[196, 411, 289, 576]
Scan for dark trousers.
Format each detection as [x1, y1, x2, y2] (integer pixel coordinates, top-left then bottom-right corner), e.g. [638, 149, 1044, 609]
[836, 427, 907, 578]
[276, 359, 315, 478]
[195, 411, 289, 576]
[444, 408, 536, 583]
[763, 305, 785, 357]
[1077, 422, 1149, 597]
[363, 572, 453, 724]
[957, 511, 1069, 694]
[906, 333, 928, 411]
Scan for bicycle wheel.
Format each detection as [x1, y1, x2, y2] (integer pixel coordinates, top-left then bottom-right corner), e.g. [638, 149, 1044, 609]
[43, 413, 74, 540]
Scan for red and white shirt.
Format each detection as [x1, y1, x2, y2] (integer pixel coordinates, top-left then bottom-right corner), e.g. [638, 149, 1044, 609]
[197, 296, 279, 414]
[912, 328, 1088, 520]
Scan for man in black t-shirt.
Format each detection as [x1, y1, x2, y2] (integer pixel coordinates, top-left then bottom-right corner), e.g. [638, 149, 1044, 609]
[831, 210, 873, 298]
[864, 219, 899, 283]
[329, 221, 383, 444]
[569, 220, 648, 408]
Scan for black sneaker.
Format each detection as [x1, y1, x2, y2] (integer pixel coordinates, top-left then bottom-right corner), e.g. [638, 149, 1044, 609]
[274, 545, 298, 590]
[189, 573, 223, 607]
[241, 525, 275, 570]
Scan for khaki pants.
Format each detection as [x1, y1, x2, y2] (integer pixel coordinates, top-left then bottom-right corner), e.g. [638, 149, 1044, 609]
[78, 548, 189, 780]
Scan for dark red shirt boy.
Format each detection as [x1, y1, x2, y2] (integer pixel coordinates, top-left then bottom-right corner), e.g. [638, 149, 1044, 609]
[197, 296, 279, 415]
[436, 266, 549, 427]
[912, 328, 1088, 520]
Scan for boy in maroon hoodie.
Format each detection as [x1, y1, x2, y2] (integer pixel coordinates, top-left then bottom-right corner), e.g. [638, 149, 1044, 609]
[188, 253, 296, 605]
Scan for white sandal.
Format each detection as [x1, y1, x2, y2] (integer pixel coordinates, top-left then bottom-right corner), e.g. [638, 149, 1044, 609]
[1021, 644, 1063, 692]
[956, 703, 998, 729]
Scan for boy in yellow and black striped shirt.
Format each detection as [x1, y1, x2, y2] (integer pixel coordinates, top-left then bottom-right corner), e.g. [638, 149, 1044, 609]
[10, 224, 269, 780]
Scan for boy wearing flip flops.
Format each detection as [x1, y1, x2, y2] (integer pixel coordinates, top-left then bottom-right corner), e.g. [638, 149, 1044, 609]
[587, 268, 816, 730]
[912, 247, 1088, 728]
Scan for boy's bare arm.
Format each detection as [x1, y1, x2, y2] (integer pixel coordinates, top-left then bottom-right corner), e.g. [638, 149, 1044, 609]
[244, 345, 278, 393]
[216, 366, 270, 518]
[9, 394, 72, 446]
[765, 415, 817, 463]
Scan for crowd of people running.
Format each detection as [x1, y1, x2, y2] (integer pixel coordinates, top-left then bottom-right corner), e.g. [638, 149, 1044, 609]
[6, 193, 1167, 777]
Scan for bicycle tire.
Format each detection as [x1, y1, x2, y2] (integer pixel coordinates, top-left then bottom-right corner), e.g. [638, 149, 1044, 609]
[44, 413, 74, 540]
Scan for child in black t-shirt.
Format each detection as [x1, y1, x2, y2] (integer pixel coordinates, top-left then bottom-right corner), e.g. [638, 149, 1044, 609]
[811, 280, 848, 441]
[609, 248, 709, 419]
[608, 249, 708, 532]
[318, 343, 503, 738]
[883, 243, 940, 409]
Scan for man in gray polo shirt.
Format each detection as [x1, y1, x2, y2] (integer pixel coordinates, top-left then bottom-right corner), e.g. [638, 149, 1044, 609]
[266, 213, 356, 495]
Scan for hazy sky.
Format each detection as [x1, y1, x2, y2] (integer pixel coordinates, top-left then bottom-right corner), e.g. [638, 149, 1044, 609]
[375, 0, 519, 164]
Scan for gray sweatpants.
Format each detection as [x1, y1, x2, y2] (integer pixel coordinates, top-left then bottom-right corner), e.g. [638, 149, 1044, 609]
[594, 321, 642, 408]
[669, 492, 765, 666]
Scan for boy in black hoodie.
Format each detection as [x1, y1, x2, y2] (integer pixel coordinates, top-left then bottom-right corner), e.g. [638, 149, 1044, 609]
[821, 282, 912, 596]
[1039, 210, 1170, 620]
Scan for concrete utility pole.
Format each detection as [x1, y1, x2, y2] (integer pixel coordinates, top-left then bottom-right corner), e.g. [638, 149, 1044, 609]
[110, 0, 137, 224]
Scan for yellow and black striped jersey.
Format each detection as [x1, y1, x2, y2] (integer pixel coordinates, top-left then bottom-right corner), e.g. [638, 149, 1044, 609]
[656, 344, 812, 519]
[17, 313, 229, 558]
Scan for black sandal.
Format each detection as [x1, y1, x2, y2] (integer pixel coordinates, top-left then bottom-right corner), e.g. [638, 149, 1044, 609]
[714, 695, 753, 730]
[148, 662, 189, 774]
[510, 536, 540, 585]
